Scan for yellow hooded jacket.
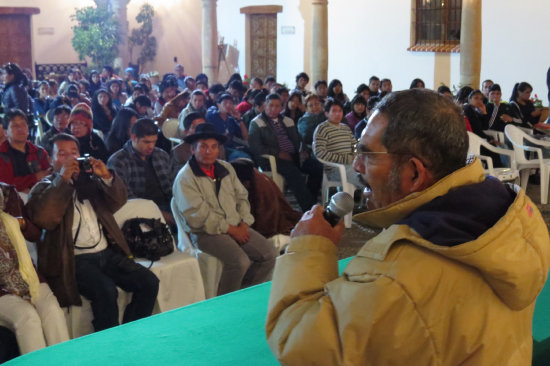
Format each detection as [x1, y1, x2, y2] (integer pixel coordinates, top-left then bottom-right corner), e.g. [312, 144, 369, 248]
[266, 160, 550, 365]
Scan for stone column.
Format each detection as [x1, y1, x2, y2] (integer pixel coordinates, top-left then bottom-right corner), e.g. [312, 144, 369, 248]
[202, 0, 219, 83]
[459, 0, 482, 88]
[310, 0, 328, 83]
[109, 0, 130, 70]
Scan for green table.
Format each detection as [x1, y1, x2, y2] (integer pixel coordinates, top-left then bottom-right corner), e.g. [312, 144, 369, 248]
[7, 259, 550, 365]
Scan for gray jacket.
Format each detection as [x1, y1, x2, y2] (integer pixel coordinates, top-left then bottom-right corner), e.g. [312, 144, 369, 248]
[172, 156, 254, 235]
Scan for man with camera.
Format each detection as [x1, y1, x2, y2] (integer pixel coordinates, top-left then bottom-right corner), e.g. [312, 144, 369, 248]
[26, 133, 159, 332]
[266, 89, 550, 365]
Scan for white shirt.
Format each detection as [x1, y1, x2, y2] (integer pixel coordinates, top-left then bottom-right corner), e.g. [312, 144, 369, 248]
[71, 177, 113, 255]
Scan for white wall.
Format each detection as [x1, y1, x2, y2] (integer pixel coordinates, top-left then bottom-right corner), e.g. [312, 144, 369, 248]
[217, 0, 305, 86]
[1, 0, 548, 105]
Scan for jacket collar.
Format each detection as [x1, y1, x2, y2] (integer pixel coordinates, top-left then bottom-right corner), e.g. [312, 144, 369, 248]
[353, 159, 486, 229]
[188, 155, 229, 179]
[0, 140, 38, 154]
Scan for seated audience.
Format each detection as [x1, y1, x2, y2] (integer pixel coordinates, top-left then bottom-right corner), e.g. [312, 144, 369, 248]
[0, 109, 50, 192]
[172, 123, 277, 295]
[486, 84, 514, 132]
[0, 188, 69, 354]
[242, 91, 267, 129]
[155, 90, 189, 125]
[313, 99, 358, 185]
[379, 78, 392, 97]
[509, 81, 541, 128]
[107, 79, 127, 110]
[27, 133, 159, 332]
[236, 88, 256, 116]
[154, 77, 178, 116]
[292, 72, 311, 100]
[284, 91, 305, 124]
[410, 78, 426, 89]
[105, 107, 138, 155]
[345, 94, 367, 131]
[33, 81, 51, 120]
[368, 76, 380, 97]
[108, 119, 177, 226]
[297, 94, 325, 151]
[463, 89, 493, 142]
[37, 105, 71, 155]
[91, 89, 116, 136]
[206, 93, 251, 161]
[314, 80, 328, 105]
[172, 112, 207, 169]
[327, 79, 350, 112]
[249, 93, 322, 212]
[124, 82, 148, 107]
[178, 90, 206, 137]
[437, 85, 453, 99]
[131, 95, 153, 118]
[88, 70, 102, 96]
[1, 63, 33, 118]
[481, 79, 494, 104]
[69, 103, 109, 162]
[355, 84, 371, 104]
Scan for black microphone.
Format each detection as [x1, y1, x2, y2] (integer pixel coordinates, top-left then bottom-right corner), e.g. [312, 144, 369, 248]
[323, 192, 354, 227]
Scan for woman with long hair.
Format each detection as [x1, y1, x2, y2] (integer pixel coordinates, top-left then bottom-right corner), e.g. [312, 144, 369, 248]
[91, 89, 116, 136]
[284, 92, 304, 124]
[106, 79, 127, 110]
[509, 81, 541, 128]
[327, 79, 349, 107]
[409, 78, 425, 89]
[345, 94, 367, 131]
[88, 70, 102, 96]
[1, 63, 33, 117]
[106, 107, 138, 155]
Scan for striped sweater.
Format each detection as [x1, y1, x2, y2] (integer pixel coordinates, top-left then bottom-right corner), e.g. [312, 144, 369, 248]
[312, 121, 356, 165]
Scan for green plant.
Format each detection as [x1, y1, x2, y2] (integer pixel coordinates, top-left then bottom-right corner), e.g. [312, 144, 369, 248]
[71, 5, 120, 68]
[128, 4, 157, 71]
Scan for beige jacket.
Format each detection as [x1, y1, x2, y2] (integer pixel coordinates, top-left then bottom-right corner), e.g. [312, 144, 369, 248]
[266, 160, 550, 365]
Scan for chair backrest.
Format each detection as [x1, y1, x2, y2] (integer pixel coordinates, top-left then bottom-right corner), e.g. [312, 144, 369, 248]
[113, 198, 176, 249]
[505, 125, 533, 164]
[161, 119, 179, 139]
[467, 132, 482, 156]
[170, 198, 197, 256]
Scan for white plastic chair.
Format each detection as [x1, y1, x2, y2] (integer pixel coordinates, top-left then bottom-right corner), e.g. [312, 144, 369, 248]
[467, 132, 519, 183]
[483, 130, 505, 145]
[504, 125, 550, 204]
[316, 156, 356, 228]
[171, 198, 223, 299]
[161, 118, 182, 145]
[258, 154, 285, 192]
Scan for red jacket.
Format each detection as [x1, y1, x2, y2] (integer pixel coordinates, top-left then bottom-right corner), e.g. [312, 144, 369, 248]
[0, 140, 50, 191]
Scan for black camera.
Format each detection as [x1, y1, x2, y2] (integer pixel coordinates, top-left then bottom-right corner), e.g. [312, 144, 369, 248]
[76, 154, 92, 172]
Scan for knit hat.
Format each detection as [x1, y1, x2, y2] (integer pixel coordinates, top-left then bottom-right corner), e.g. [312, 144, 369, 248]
[69, 103, 93, 132]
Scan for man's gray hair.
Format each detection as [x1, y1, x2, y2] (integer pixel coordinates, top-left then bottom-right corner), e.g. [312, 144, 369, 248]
[374, 89, 468, 180]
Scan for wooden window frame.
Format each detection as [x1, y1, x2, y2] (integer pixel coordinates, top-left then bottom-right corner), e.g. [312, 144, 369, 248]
[408, 0, 462, 53]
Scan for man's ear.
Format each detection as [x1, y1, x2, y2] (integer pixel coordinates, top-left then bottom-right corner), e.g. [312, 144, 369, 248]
[130, 134, 137, 144]
[404, 156, 434, 193]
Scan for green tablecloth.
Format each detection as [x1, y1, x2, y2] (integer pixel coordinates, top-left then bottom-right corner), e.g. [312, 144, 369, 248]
[7, 259, 550, 365]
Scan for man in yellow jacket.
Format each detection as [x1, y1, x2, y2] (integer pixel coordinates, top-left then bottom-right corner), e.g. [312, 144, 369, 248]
[266, 89, 550, 365]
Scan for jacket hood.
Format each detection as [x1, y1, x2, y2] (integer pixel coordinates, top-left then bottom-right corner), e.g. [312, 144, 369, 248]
[354, 159, 550, 310]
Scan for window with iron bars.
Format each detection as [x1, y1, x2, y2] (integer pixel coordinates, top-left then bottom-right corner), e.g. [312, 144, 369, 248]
[409, 0, 462, 52]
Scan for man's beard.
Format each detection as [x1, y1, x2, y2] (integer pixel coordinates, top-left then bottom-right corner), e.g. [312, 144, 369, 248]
[357, 164, 403, 210]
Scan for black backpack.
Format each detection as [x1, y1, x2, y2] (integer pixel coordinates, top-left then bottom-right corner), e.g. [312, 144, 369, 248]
[122, 218, 174, 262]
